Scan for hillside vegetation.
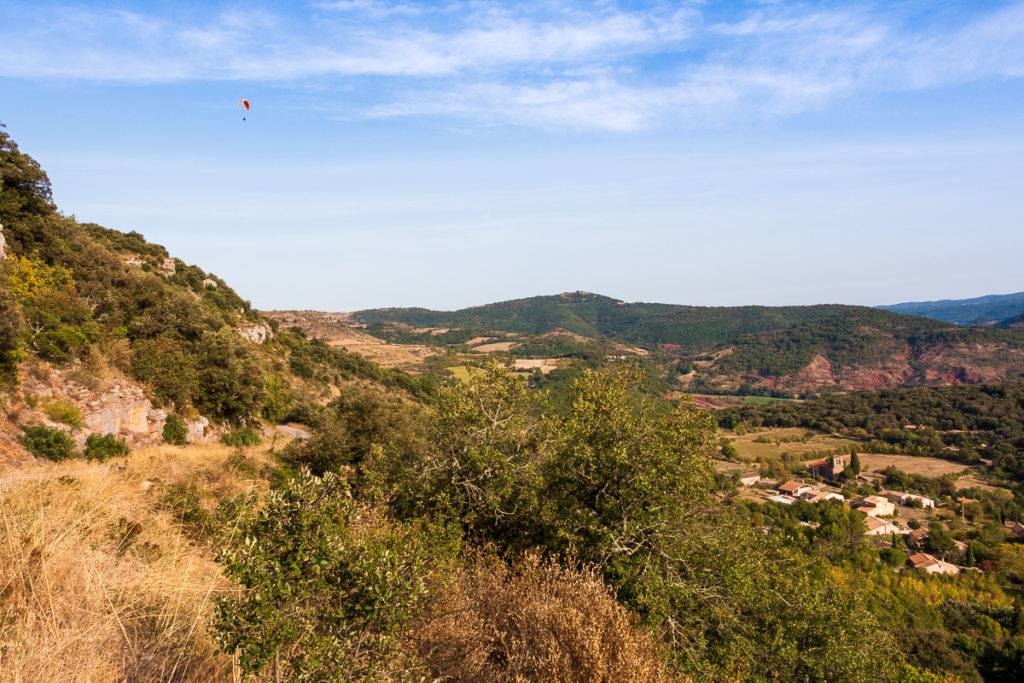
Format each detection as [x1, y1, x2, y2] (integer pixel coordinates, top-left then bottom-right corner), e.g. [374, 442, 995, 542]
[351, 291, 1024, 397]
[6, 130, 1024, 681]
[0, 130, 432, 461]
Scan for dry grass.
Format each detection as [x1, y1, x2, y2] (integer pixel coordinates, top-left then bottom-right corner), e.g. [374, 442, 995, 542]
[0, 443, 276, 682]
[855, 452, 968, 478]
[512, 359, 559, 374]
[470, 342, 517, 353]
[411, 553, 669, 682]
[724, 427, 857, 463]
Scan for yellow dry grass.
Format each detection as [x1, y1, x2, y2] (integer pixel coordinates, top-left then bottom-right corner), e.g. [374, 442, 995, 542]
[471, 342, 517, 353]
[0, 443, 276, 682]
[854, 453, 968, 478]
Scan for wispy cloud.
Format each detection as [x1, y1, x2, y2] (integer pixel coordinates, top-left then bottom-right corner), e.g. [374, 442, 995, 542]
[2, 1, 1023, 129]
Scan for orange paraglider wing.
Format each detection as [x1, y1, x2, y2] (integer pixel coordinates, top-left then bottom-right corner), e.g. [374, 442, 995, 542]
[238, 99, 250, 111]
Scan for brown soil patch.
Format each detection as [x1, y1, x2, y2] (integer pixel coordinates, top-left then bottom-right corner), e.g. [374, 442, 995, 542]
[512, 359, 558, 374]
[472, 342, 517, 353]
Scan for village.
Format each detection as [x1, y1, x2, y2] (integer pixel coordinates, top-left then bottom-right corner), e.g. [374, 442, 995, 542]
[729, 453, 1024, 576]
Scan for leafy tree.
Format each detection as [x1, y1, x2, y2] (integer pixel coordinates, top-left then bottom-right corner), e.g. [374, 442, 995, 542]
[850, 450, 862, 475]
[192, 327, 265, 422]
[287, 383, 426, 481]
[369, 363, 542, 545]
[0, 275, 23, 387]
[926, 522, 957, 560]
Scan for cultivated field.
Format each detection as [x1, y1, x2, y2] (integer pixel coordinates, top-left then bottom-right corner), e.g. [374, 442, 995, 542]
[723, 427, 858, 463]
[471, 341, 517, 353]
[513, 358, 559, 374]
[854, 453, 968, 478]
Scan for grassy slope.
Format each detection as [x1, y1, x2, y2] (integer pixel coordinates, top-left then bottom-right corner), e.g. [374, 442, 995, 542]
[0, 442, 278, 681]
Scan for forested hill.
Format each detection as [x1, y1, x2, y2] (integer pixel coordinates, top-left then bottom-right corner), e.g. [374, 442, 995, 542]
[355, 292, 1024, 394]
[356, 292, 875, 349]
[879, 291, 1024, 326]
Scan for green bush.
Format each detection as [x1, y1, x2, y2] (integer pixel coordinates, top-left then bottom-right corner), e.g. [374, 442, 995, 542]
[43, 400, 83, 428]
[221, 427, 261, 448]
[21, 425, 77, 461]
[83, 433, 130, 461]
[212, 469, 448, 680]
[162, 413, 188, 445]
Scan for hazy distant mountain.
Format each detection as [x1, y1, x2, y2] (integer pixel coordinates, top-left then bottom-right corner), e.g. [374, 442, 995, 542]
[879, 292, 1024, 326]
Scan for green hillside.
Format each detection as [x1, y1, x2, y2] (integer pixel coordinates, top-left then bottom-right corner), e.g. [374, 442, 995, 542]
[0, 130, 431, 426]
[355, 291, 1024, 396]
[356, 292, 869, 348]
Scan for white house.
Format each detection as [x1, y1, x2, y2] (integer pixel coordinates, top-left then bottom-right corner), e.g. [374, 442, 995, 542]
[863, 515, 905, 537]
[854, 495, 896, 517]
[739, 472, 761, 487]
[908, 553, 960, 575]
[883, 490, 935, 509]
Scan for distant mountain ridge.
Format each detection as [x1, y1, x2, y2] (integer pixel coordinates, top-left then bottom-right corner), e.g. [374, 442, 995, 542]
[354, 292, 867, 349]
[879, 291, 1024, 326]
[353, 292, 1024, 395]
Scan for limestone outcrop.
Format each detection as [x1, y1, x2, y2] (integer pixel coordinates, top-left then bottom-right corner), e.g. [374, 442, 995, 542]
[237, 324, 271, 344]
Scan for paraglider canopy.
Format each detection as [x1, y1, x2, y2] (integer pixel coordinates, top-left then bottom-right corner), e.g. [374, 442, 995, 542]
[238, 99, 250, 111]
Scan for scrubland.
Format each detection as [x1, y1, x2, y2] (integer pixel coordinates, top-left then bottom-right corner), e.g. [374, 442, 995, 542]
[0, 443, 274, 682]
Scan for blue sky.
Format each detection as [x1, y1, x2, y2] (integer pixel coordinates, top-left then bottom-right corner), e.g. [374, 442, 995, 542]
[2, 1, 1023, 311]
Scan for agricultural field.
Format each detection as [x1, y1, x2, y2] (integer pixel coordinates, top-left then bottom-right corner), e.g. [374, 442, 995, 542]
[513, 358, 559, 374]
[471, 341, 517, 353]
[446, 365, 479, 382]
[854, 453, 969, 478]
[722, 427, 858, 463]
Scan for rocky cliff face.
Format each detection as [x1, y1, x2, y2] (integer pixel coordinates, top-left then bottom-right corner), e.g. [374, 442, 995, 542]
[0, 363, 215, 465]
[0, 221, 7, 260]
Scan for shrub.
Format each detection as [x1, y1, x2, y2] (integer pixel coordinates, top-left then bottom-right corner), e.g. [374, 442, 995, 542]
[83, 433, 130, 461]
[220, 427, 261, 448]
[21, 425, 77, 460]
[412, 552, 669, 681]
[212, 469, 445, 681]
[44, 400, 83, 428]
[162, 413, 187, 445]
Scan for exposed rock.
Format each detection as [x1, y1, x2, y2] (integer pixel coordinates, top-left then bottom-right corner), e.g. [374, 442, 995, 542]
[0, 221, 6, 260]
[158, 257, 176, 275]
[187, 416, 210, 444]
[237, 324, 271, 345]
[202, 278, 218, 288]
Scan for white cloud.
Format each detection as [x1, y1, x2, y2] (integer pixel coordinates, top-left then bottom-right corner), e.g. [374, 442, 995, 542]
[2, 1, 1023, 128]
